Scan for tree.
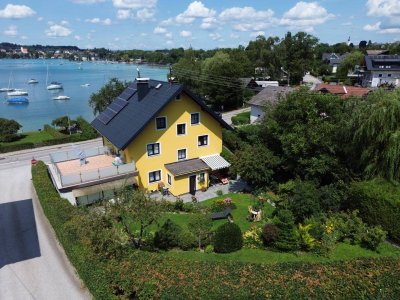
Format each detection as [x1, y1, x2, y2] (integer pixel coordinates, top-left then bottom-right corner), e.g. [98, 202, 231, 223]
[51, 116, 77, 133]
[273, 209, 298, 251]
[0, 118, 21, 142]
[232, 144, 280, 190]
[337, 51, 364, 79]
[213, 222, 243, 253]
[154, 219, 182, 250]
[352, 89, 400, 182]
[201, 51, 244, 110]
[172, 47, 202, 94]
[287, 180, 321, 223]
[187, 214, 212, 250]
[89, 78, 129, 115]
[112, 188, 161, 249]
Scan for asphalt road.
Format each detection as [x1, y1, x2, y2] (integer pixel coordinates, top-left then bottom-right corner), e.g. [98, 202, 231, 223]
[0, 141, 95, 299]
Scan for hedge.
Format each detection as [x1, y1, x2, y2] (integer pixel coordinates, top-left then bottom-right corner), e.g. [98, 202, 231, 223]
[348, 179, 400, 243]
[32, 162, 400, 299]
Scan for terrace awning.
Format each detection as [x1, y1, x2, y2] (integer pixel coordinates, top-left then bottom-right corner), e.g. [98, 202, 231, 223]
[200, 154, 231, 171]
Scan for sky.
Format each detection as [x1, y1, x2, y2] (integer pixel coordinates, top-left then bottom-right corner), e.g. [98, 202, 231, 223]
[0, 0, 399, 50]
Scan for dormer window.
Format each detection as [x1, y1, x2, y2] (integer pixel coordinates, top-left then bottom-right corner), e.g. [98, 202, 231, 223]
[191, 112, 200, 125]
[156, 116, 167, 130]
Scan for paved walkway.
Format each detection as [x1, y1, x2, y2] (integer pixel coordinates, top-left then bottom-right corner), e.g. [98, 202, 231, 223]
[150, 179, 250, 203]
[222, 107, 250, 126]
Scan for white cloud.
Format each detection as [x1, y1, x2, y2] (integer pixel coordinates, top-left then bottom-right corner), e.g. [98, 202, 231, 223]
[37, 16, 43, 21]
[74, 35, 82, 40]
[250, 31, 265, 37]
[209, 32, 222, 41]
[165, 32, 172, 39]
[20, 35, 27, 40]
[219, 7, 276, 32]
[136, 8, 154, 21]
[160, 18, 174, 26]
[4, 25, 17, 36]
[85, 17, 112, 25]
[366, 0, 400, 17]
[61, 20, 69, 26]
[154, 26, 167, 34]
[45, 24, 72, 37]
[180, 30, 192, 38]
[140, 33, 147, 36]
[0, 4, 35, 19]
[230, 33, 239, 39]
[176, 1, 215, 24]
[73, 0, 106, 3]
[166, 40, 173, 45]
[364, 22, 381, 31]
[200, 17, 217, 29]
[112, 0, 157, 9]
[117, 9, 130, 19]
[280, 1, 334, 32]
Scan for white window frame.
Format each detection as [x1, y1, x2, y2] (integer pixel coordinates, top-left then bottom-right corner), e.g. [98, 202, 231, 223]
[198, 134, 209, 147]
[190, 112, 200, 125]
[167, 173, 172, 186]
[146, 142, 161, 157]
[177, 148, 187, 161]
[198, 172, 205, 183]
[177, 123, 187, 136]
[148, 170, 162, 184]
[155, 116, 167, 130]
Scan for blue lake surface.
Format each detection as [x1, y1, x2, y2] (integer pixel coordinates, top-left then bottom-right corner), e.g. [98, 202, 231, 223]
[0, 59, 168, 132]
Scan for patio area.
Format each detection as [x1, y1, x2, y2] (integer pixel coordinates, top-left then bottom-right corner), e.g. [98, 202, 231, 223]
[56, 154, 115, 175]
[149, 178, 250, 203]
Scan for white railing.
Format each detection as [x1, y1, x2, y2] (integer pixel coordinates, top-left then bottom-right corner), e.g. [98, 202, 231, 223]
[59, 162, 136, 186]
[50, 146, 110, 163]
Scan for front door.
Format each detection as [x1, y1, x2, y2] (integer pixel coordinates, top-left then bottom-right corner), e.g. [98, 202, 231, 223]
[189, 175, 196, 195]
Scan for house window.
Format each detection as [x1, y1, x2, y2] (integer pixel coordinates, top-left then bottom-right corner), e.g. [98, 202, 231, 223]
[177, 123, 186, 135]
[198, 173, 205, 183]
[147, 143, 160, 156]
[175, 93, 181, 100]
[167, 173, 172, 185]
[156, 116, 167, 130]
[149, 170, 161, 183]
[191, 112, 200, 125]
[198, 135, 208, 146]
[378, 74, 383, 77]
[178, 149, 187, 160]
[388, 74, 392, 77]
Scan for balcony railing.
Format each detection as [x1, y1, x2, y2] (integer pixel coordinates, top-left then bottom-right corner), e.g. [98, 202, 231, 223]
[50, 146, 110, 163]
[55, 162, 136, 187]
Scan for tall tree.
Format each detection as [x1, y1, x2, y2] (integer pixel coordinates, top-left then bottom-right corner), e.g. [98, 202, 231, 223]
[337, 51, 364, 79]
[172, 47, 202, 93]
[89, 78, 128, 115]
[0, 118, 21, 142]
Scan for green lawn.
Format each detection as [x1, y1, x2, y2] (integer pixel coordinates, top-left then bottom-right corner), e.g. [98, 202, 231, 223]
[0, 130, 56, 146]
[231, 111, 250, 125]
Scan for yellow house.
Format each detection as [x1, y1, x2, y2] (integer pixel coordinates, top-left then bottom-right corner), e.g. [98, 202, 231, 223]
[91, 78, 231, 196]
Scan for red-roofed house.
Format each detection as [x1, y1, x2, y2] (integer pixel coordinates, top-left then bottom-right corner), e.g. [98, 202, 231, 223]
[314, 84, 370, 98]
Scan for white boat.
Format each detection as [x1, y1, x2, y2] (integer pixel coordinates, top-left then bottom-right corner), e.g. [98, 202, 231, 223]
[52, 95, 70, 100]
[46, 65, 63, 90]
[28, 79, 38, 84]
[0, 87, 14, 92]
[1, 72, 15, 92]
[81, 83, 90, 87]
[7, 89, 28, 96]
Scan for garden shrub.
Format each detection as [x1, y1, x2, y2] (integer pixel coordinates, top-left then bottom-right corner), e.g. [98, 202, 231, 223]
[328, 211, 366, 244]
[174, 198, 184, 211]
[43, 124, 65, 138]
[243, 224, 263, 249]
[297, 224, 316, 251]
[213, 222, 243, 253]
[273, 209, 298, 251]
[154, 219, 182, 250]
[287, 180, 321, 223]
[348, 179, 400, 243]
[178, 230, 197, 250]
[204, 244, 214, 253]
[362, 226, 387, 251]
[262, 223, 279, 246]
[231, 111, 250, 125]
[210, 198, 236, 212]
[304, 214, 326, 240]
[160, 200, 175, 212]
[215, 189, 223, 197]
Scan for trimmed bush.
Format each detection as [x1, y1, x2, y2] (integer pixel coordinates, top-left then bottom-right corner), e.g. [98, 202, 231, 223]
[178, 231, 197, 250]
[362, 226, 387, 251]
[262, 223, 279, 246]
[348, 179, 400, 243]
[210, 198, 236, 213]
[154, 219, 182, 250]
[274, 209, 298, 251]
[213, 222, 243, 253]
[231, 111, 250, 125]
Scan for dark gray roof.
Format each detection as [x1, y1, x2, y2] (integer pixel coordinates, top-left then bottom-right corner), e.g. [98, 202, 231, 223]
[247, 85, 294, 107]
[365, 55, 400, 71]
[91, 79, 231, 150]
[165, 158, 210, 176]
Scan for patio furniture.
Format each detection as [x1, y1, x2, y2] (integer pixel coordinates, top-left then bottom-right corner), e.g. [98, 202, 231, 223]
[247, 206, 262, 222]
[210, 208, 232, 221]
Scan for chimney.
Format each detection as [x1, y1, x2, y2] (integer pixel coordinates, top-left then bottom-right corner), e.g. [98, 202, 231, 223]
[137, 77, 150, 101]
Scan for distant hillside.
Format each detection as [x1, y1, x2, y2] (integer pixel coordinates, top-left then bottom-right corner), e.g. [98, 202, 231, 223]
[0, 42, 81, 52]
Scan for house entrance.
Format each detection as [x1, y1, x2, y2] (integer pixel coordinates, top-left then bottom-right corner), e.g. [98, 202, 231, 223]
[189, 175, 196, 195]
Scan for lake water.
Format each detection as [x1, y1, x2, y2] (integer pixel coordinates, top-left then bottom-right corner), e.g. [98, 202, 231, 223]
[0, 59, 168, 132]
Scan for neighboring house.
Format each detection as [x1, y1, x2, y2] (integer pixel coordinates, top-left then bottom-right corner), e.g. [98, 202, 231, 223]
[362, 55, 400, 88]
[240, 78, 263, 93]
[248, 86, 294, 123]
[366, 49, 389, 56]
[314, 83, 370, 98]
[322, 52, 349, 74]
[91, 78, 231, 197]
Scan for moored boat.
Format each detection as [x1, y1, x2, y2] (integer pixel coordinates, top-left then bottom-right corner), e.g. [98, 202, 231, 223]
[7, 97, 29, 104]
[7, 89, 28, 96]
[28, 79, 39, 84]
[52, 95, 70, 100]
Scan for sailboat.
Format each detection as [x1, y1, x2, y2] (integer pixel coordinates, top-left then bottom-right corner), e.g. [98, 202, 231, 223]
[46, 65, 63, 90]
[7, 89, 28, 96]
[0, 72, 15, 92]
